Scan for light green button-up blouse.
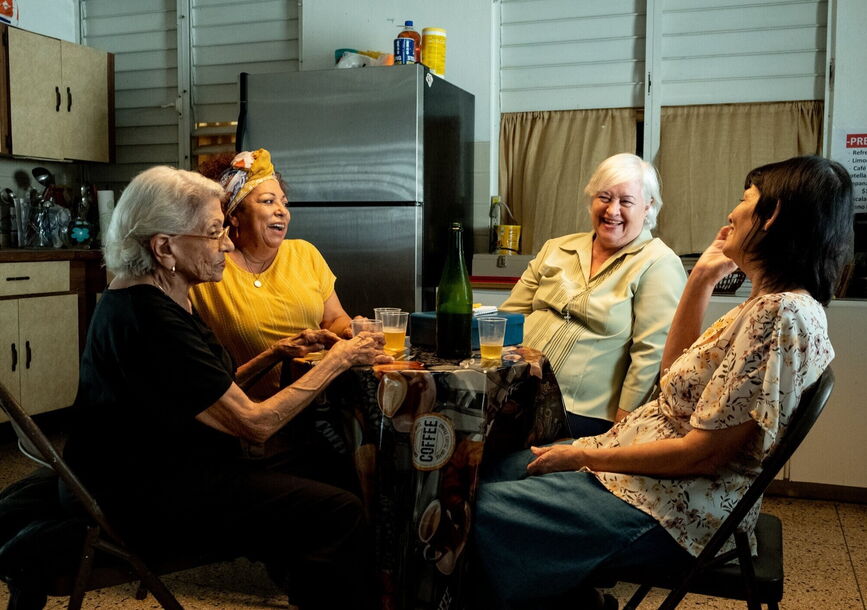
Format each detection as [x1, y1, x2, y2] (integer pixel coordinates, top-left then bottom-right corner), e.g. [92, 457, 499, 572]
[500, 229, 686, 421]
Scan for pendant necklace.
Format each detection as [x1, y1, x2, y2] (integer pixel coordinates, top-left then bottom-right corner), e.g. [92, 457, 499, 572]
[240, 250, 270, 288]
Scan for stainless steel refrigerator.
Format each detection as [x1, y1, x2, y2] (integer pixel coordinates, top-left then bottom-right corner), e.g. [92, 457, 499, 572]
[236, 64, 475, 316]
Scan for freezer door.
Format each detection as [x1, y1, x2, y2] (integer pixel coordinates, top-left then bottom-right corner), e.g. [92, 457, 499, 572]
[286, 205, 422, 316]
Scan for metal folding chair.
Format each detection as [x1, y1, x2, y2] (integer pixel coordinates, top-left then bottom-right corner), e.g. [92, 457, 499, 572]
[0, 381, 185, 610]
[592, 367, 835, 610]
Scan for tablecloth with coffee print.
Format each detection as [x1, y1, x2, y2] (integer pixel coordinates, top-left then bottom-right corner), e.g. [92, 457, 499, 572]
[291, 347, 568, 610]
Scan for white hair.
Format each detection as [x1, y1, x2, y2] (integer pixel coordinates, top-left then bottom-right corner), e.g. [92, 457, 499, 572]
[583, 153, 664, 230]
[103, 166, 224, 279]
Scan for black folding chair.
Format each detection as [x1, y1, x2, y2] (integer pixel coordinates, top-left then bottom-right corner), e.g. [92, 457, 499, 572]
[592, 366, 835, 610]
[0, 381, 189, 610]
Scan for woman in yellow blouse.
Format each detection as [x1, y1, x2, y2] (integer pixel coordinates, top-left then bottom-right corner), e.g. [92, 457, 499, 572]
[191, 149, 352, 401]
[500, 153, 686, 437]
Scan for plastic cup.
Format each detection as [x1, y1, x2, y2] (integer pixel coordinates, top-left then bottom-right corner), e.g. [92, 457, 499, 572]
[374, 307, 400, 321]
[351, 317, 383, 337]
[380, 310, 409, 354]
[478, 317, 507, 360]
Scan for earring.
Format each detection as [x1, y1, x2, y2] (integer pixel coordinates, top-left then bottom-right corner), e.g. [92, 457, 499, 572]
[171, 265, 176, 275]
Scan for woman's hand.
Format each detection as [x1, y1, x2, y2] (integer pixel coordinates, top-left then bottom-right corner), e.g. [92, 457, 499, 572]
[270, 329, 341, 359]
[661, 226, 739, 372]
[325, 331, 393, 368]
[526, 444, 585, 476]
[691, 226, 738, 286]
[340, 315, 366, 340]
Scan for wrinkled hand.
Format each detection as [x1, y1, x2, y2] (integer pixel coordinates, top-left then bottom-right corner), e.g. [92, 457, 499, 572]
[691, 226, 738, 286]
[340, 315, 367, 340]
[271, 329, 341, 358]
[526, 444, 584, 476]
[326, 331, 393, 367]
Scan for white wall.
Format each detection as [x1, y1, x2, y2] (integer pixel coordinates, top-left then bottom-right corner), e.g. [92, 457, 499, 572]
[300, 1, 491, 142]
[827, 0, 867, 209]
[5, 0, 77, 41]
[827, 0, 867, 146]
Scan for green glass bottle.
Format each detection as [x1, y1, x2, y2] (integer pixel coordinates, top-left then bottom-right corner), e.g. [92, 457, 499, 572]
[436, 222, 473, 359]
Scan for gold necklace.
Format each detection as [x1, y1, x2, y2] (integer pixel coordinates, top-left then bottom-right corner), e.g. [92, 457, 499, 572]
[239, 249, 271, 288]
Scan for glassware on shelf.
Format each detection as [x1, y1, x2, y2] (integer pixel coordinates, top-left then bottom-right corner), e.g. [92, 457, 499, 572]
[67, 185, 94, 249]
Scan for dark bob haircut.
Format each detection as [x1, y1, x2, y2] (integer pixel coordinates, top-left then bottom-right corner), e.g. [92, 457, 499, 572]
[742, 155, 853, 305]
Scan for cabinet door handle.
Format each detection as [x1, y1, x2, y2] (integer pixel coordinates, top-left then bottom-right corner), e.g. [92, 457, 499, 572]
[55, 86, 61, 112]
[10, 343, 16, 372]
[67, 87, 72, 112]
[25, 340, 31, 369]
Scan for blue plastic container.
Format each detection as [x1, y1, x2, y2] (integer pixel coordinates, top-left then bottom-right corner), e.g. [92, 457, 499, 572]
[409, 311, 524, 350]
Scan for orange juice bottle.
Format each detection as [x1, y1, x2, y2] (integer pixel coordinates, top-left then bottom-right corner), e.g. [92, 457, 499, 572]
[397, 20, 421, 63]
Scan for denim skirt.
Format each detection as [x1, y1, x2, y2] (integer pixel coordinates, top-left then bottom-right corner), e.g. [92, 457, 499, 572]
[473, 447, 687, 605]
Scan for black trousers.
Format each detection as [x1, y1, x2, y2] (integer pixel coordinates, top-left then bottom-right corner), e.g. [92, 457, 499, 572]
[225, 468, 374, 610]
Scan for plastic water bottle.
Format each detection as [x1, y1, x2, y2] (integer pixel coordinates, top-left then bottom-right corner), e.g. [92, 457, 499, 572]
[397, 20, 421, 63]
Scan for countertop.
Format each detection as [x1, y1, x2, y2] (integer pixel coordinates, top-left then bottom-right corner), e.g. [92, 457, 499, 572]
[0, 249, 103, 263]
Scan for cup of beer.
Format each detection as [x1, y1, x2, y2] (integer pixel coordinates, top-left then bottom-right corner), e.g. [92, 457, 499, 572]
[478, 317, 507, 360]
[380, 310, 409, 355]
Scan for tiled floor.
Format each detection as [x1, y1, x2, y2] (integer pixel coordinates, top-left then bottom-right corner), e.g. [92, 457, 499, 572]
[0, 428, 863, 609]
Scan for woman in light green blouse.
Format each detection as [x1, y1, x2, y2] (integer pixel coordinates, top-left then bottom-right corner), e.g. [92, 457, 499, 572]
[500, 153, 686, 437]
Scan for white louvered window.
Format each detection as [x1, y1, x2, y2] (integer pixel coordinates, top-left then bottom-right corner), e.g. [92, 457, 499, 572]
[498, 0, 827, 147]
[659, 0, 827, 106]
[499, 0, 826, 113]
[500, 0, 646, 113]
[80, 0, 299, 181]
[80, 0, 178, 190]
[190, 0, 299, 166]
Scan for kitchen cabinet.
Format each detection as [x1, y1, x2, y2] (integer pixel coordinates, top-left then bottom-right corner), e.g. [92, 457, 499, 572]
[0, 262, 79, 421]
[0, 25, 114, 162]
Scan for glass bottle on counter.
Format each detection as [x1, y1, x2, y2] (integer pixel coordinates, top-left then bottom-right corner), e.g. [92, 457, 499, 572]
[436, 222, 473, 359]
[68, 185, 94, 248]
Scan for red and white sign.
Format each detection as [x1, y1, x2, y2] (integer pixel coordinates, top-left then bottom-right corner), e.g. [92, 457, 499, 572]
[846, 134, 867, 148]
[836, 130, 867, 213]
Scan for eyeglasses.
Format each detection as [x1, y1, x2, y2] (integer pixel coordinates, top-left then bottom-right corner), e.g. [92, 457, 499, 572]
[172, 226, 231, 242]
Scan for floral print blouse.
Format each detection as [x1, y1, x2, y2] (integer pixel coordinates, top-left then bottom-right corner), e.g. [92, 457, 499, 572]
[574, 292, 833, 556]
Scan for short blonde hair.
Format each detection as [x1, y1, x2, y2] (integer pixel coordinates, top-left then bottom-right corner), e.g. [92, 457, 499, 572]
[103, 166, 224, 279]
[583, 153, 663, 230]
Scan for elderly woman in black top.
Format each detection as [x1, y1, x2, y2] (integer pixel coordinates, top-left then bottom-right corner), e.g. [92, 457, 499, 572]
[62, 166, 388, 610]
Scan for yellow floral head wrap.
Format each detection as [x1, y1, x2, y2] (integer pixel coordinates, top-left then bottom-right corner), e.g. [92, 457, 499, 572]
[220, 149, 277, 216]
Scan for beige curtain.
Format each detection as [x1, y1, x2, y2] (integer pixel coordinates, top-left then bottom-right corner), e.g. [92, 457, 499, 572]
[499, 108, 637, 255]
[655, 101, 823, 254]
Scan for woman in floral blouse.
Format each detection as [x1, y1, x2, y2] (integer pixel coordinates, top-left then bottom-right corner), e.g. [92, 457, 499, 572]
[473, 155, 853, 610]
